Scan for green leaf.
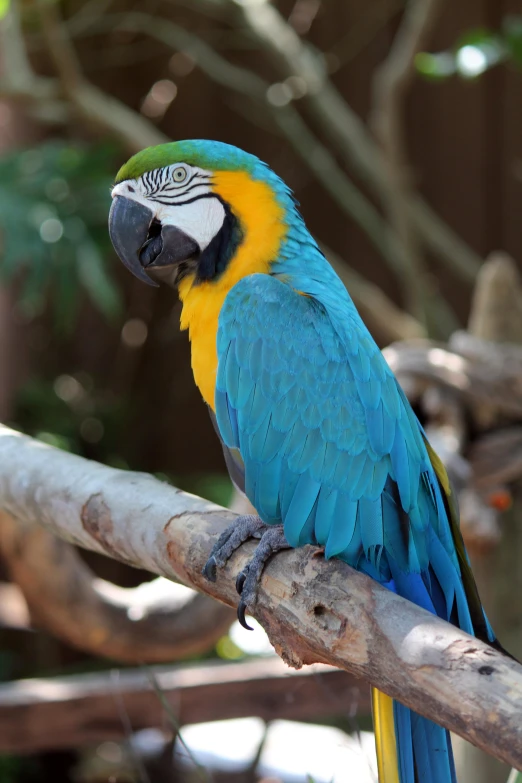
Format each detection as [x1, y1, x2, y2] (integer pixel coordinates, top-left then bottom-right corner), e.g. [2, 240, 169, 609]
[507, 770, 522, 783]
[0, 0, 10, 21]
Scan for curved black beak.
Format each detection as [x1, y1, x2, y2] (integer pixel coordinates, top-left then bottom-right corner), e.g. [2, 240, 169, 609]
[108, 195, 200, 287]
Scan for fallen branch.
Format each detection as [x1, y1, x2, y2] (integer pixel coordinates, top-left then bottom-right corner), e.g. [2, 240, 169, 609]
[0, 657, 367, 753]
[0, 510, 233, 662]
[0, 426, 521, 768]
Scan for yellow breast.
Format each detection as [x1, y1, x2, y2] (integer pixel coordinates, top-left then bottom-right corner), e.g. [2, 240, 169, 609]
[178, 170, 287, 409]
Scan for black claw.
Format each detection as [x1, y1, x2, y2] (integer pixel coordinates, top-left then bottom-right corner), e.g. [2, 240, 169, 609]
[202, 556, 217, 582]
[236, 570, 247, 595]
[237, 600, 254, 631]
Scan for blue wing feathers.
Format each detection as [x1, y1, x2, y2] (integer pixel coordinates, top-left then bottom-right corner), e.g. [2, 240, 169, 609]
[315, 487, 337, 545]
[254, 455, 282, 521]
[214, 387, 238, 448]
[215, 271, 487, 783]
[249, 413, 272, 461]
[234, 330, 253, 367]
[216, 274, 468, 587]
[271, 397, 299, 431]
[236, 365, 254, 409]
[284, 473, 321, 547]
[355, 374, 381, 409]
[382, 378, 402, 419]
[324, 494, 358, 558]
[312, 440, 338, 483]
[298, 494, 319, 546]
[350, 345, 372, 381]
[247, 385, 268, 432]
[270, 369, 296, 400]
[359, 496, 383, 556]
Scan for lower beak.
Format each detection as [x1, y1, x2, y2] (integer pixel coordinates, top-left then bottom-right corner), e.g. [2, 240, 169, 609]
[108, 195, 200, 287]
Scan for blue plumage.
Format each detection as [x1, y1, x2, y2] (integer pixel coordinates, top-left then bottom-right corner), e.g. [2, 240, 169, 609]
[111, 139, 499, 783]
[209, 154, 496, 783]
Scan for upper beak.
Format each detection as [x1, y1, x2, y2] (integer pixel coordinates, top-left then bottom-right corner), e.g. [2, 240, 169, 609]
[108, 195, 200, 287]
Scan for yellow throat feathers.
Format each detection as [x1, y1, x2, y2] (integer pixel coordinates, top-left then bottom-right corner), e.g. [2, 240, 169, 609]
[177, 170, 287, 409]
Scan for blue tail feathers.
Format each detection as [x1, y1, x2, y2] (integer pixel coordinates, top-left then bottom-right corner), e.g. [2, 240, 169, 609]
[394, 702, 457, 783]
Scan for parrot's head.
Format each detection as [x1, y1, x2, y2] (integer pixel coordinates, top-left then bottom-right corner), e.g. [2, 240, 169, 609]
[109, 139, 292, 289]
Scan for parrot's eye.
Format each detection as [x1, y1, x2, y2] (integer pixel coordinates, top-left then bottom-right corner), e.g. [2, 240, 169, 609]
[172, 167, 188, 183]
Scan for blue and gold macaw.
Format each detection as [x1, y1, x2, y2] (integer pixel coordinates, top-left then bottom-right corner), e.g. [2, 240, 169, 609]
[109, 140, 504, 783]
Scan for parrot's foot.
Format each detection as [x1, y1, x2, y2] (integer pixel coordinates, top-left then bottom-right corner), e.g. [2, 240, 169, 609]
[235, 525, 290, 630]
[201, 516, 290, 630]
[202, 515, 267, 583]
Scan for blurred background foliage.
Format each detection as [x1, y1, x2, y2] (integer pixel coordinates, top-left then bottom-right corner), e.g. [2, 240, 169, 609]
[0, 0, 521, 781]
[0, 141, 120, 327]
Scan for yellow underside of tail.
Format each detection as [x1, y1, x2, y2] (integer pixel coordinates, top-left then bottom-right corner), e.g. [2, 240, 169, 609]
[372, 688, 400, 783]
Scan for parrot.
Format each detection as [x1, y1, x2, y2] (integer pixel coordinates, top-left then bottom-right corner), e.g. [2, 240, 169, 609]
[108, 139, 505, 783]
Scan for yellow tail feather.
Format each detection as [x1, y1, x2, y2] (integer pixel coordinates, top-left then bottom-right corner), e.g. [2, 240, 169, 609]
[372, 688, 400, 783]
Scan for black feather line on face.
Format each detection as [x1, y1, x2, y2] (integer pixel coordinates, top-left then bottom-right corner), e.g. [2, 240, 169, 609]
[195, 196, 243, 283]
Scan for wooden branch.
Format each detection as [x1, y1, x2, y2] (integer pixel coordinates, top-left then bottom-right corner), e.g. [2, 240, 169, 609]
[0, 657, 368, 754]
[0, 0, 35, 92]
[383, 340, 522, 419]
[36, 0, 85, 93]
[0, 510, 233, 662]
[0, 0, 69, 123]
[468, 252, 522, 345]
[0, 427, 522, 767]
[371, 0, 444, 323]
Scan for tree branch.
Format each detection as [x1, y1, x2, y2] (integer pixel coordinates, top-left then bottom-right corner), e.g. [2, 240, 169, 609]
[371, 0, 445, 322]
[0, 657, 368, 753]
[0, 425, 521, 768]
[0, 510, 233, 663]
[383, 338, 522, 419]
[0, 1, 68, 123]
[0, 0, 34, 91]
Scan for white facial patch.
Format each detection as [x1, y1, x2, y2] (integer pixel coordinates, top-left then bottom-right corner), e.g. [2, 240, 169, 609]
[111, 164, 225, 251]
[157, 198, 225, 251]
